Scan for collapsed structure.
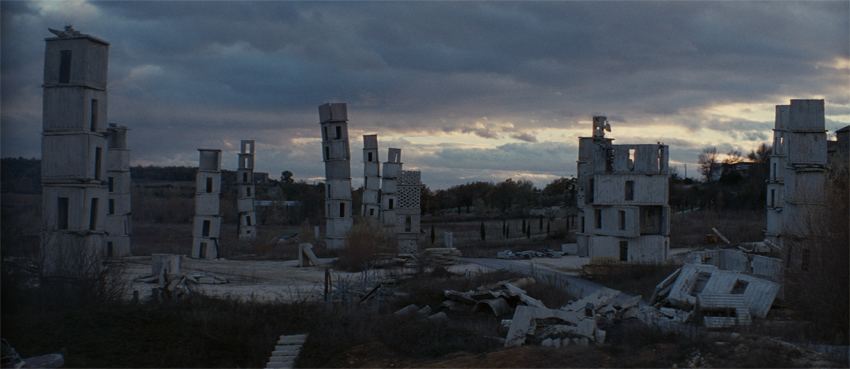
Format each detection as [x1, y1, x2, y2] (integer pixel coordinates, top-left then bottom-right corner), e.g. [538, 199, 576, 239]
[319, 103, 353, 250]
[41, 26, 111, 275]
[237, 140, 257, 241]
[765, 99, 828, 269]
[575, 117, 670, 263]
[105, 123, 132, 256]
[192, 149, 222, 259]
[361, 134, 381, 220]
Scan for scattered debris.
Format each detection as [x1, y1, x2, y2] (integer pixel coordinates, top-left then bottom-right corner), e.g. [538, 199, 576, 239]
[276, 231, 300, 244]
[2, 339, 64, 369]
[422, 248, 462, 265]
[298, 243, 320, 267]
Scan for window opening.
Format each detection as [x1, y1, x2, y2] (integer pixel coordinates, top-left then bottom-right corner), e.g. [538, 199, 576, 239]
[108, 199, 115, 215]
[202, 220, 211, 237]
[370, 209, 375, 216]
[246, 216, 252, 226]
[625, 180, 634, 201]
[588, 178, 594, 203]
[58, 197, 69, 230]
[91, 99, 99, 132]
[199, 242, 207, 258]
[106, 242, 113, 257]
[619, 241, 628, 262]
[89, 198, 99, 230]
[59, 50, 72, 83]
[770, 189, 775, 207]
[246, 187, 251, 197]
[95, 147, 102, 180]
[730, 280, 749, 294]
[618, 210, 626, 230]
[339, 203, 345, 217]
[325, 146, 330, 160]
[206, 177, 213, 193]
[323, 127, 328, 141]
[368, 152, 373, 162]
[335, 126, 342, 139]
[689, 272, 711, 296]
[595, 209, 602, 229]
[108, 177, 114, 192]
[628, 149, 636, 171]
[389, 199, 394, 210]
[242, 172, 248, 183]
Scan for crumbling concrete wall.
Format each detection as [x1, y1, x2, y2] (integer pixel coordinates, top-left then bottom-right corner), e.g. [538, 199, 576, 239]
[237, 140, 257, 241]
[41, 27, 110, 276]
[192, 149, 222, 259]
[575, 116, 670, 263]
[765, 100, 828, 269]
[319, 103, 353, 250]
[361, 134, 381, 220]
[104, 123, 131, 256]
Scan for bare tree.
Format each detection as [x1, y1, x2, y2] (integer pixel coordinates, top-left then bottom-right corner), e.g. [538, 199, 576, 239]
[697, 146, 719, 182]
[747, 143, 771, 164]
[724, 150, 744, 164]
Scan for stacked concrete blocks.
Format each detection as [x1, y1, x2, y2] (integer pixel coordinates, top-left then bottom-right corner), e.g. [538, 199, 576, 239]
[104, 123, 132, 256]
[396, 170, 422, 253]
[381, 148, 403, 238]
[237, 140, 257, 241]
[192, 149, 222, 259]
[41, 26, 110, 276]
[362, 134, 381, 220]
[765, 100, 827, 268]
[319, 103, 353, 250]
[575, 116, 671, 263]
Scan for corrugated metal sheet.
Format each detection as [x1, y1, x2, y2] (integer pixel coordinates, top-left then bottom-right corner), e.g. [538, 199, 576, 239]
[666, 264, 778, 318]
[698, 294, 752, 328]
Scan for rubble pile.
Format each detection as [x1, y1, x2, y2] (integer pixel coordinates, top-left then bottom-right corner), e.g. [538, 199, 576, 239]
[502, 287, 643, 347]
[422, 248, 462, 265]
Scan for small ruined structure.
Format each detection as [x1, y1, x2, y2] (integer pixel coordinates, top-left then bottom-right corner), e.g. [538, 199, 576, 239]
[575, 116, 671, 263]
[192, 149, 222, 259]
[380, 148, 402, 238]
[104, 123, 132, 256]
[237, 140, 257, 241]
[41, 26, 110, 276]
[361, 134, 381, 220]
[765, 100, 828, 269]
[396, 170, 422, 252]
[319, 103, 353, 250]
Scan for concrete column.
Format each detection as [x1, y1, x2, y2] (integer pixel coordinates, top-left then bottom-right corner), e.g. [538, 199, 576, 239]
[192, 149, 222, 259]
[237, 140, 258, 242]
[319, 103, 352, 250]
[104, 123, 132, 256]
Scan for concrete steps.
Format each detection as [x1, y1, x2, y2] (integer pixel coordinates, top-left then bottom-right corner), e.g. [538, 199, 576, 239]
[265, 334, 307, 369]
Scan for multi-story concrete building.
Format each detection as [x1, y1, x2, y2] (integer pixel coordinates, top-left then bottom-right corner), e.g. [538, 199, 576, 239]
[319, 103, 353, 250]
[41, 26, 110, 276]
[575, 116, 670, 263]
[396, 170, 422, 253]
[381, 148, 402, 238]
[192, 149, 222, 259]
[237, 140, 257, 241]
[104, 123, 131, 256]
[765, 100, 828, 269]
[362, 134, 381, 220]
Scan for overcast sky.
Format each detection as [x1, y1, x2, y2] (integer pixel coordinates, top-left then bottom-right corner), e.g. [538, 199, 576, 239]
[2, 1, 848, 189]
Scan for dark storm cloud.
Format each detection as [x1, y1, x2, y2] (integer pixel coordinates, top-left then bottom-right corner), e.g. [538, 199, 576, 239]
[1, 1, 847, 188]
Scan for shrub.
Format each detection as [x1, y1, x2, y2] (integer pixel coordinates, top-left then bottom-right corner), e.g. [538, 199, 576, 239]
[336, 220, 392, 272]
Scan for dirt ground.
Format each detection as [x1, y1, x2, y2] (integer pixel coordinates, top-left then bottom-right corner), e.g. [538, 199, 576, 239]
[122, 256, 494, 302]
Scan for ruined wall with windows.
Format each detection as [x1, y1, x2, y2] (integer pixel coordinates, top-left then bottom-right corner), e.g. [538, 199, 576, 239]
[575, 116, 670, 263]
[362, 134, 381, 220]
[192, 149, 222, 259]
[41, 27, 110, 276]
[319, 103, 353, 250]
[237, 140, 257, 241]
[381, 148, 402, 238]
[765, 99, 827, 270]
[104, 123, 131, 257]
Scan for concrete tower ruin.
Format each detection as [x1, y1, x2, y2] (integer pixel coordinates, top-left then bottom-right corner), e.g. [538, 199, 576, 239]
[576, 116, 670, 263]
[765, 99, 827, 269]
[381, 148, 402, 238]
[104, 123, 132, 256]
[319, 103, 352, 250]
[396, 170, 422, 253]
[41, 26, 110, 276]
[192, 149, 222, 259]
[362, 134, 381, 220]
[237, 140, 257, 241]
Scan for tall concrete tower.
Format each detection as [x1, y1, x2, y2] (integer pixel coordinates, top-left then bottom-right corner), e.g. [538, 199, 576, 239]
[381, 148, 402, 237]
[765, 99, 827, 269]
[362, 134, 381, 220]
[104, 123, 131, 256]
[319, 103, 352, 250]
[237, 140, 257, 241]
[41, 26, 110, 276]
[192, 149, 222, 259]
[396, 170, 422, 253]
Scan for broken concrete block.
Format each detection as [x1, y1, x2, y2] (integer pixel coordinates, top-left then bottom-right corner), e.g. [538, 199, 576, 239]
[505, 305, 537, 347]
[579, 337, 589, 346]
[542, 338, 553, 347]
[427, 312, 447, 322]
[561, 287, 620, 313]
[595, 329, 606, 344]
[417, 305, 432, 316]
[394, 304, 420, 316]
[613, 295, 642, 310]
[474, 298, 512, 317]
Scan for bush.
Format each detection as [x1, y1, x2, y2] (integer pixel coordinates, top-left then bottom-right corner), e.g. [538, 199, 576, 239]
[336, 220, 392, 272]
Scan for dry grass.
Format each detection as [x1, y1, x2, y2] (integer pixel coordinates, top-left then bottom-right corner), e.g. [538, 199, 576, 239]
[670, 209, 765, 248]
